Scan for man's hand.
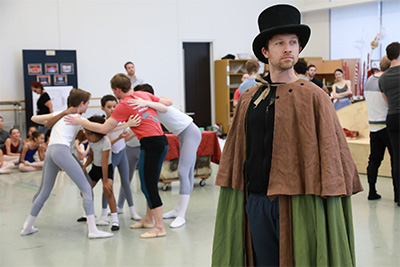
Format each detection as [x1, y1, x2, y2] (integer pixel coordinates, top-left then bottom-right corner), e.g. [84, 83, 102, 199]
[64, 114, 82, 125]
[126, 114, 141, 128]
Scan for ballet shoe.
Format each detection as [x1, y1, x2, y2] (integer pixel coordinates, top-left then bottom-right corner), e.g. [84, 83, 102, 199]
[96, 217, 110, 226]
[88, 230, 113, 239]
[170, 217, 186, 228]
[162, 210, 178, 219]
[131, 213, 142, 221]
[111, 221, 120, 231]
[77, 216, 87, 222]
[140, 230, 166, 239]
[130, 221, 154, 229]
[21, 227, 38, 236]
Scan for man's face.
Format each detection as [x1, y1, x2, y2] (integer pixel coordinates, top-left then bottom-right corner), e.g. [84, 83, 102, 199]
[307, 67, 316, 78]
[125, 63, 135, 76]
[262, 33, 301, 71]
[0, 118, 4, 130]
[112, 88, 123, 100]
[102, 100, 117, 118]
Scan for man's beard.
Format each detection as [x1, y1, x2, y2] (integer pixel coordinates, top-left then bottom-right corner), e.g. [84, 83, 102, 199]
[277, 61, 295, 71]
[277, 55, 297, 71]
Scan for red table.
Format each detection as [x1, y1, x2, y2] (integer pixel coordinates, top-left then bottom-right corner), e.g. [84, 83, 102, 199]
[164, 131, 221, 164]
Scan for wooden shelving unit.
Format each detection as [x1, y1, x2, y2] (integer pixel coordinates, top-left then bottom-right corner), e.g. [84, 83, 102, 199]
[214, 59, 243, 134]
[215, 59, 268, 134]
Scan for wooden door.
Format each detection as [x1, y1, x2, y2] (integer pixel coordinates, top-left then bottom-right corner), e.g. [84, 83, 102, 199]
[183, 42, 211, 128]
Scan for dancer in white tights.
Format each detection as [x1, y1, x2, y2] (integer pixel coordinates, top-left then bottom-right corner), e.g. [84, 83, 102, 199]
[134, 84, 202, 228]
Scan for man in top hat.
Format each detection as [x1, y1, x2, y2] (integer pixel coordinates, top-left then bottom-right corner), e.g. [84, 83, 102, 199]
[211, 4, 362, 267]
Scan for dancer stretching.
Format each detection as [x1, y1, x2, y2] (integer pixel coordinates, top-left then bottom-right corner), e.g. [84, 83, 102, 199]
[21, 88, 113, 239]
[134, 84, 202, 228]
[65, 73, 169, 238]
[101, 94, 141, 221]
[82, 115, 120, 231]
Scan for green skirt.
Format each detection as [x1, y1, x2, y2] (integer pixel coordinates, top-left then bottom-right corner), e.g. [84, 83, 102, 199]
[212, 187, 244, 266]
[212, 187, 356, 266]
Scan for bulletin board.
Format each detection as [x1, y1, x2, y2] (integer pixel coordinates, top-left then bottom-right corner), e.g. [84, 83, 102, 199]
[22, 50, 78, 129]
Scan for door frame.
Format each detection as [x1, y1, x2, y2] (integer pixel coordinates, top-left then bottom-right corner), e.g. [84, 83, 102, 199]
[180, 40, 215, 125]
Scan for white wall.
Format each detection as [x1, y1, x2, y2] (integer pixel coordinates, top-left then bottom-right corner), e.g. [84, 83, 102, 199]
[330, 1, 381, 61]
[1, 0, 295, 105]
[301, 9, 330, 59]
[380, 0, 400, 56]
[1, 0, 398, 132]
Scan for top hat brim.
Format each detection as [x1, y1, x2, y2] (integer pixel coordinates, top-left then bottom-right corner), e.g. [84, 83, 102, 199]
[252, 24, 311, 64]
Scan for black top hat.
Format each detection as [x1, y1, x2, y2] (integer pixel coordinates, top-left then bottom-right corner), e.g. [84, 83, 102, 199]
[252, 4, 311, 64]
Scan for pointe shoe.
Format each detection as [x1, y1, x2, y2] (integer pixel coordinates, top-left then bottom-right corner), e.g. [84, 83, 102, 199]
[140, 230, 166, 239]
[88, 230, 113, 239]
[170, 216, 186, 228]
[130, 221, 154, 229]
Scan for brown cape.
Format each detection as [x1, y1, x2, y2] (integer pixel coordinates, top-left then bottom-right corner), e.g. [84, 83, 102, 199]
[215, 79, 363, 265]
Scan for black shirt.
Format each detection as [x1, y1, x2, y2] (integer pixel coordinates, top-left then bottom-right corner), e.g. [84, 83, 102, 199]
[37, 92, 51, 115]
[245, 75, 278, 195]
[379, 65, 400, 115]
[0, 130, 9, 149]
[310, 77, 323, 88]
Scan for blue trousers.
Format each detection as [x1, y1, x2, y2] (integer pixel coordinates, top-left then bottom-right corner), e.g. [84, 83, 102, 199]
[246, 193, 280, 267]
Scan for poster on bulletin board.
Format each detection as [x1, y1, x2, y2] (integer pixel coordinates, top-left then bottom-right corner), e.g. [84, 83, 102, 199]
[22, 50, 78, 129]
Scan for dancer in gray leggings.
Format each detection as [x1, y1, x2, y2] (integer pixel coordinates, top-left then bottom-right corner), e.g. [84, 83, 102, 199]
[21, 89, 113, 239]
[33, 145, 94, 215]
[100, 94, 141, 221]
[117, 131, 140, 212]
[100, 147, 140, 220]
